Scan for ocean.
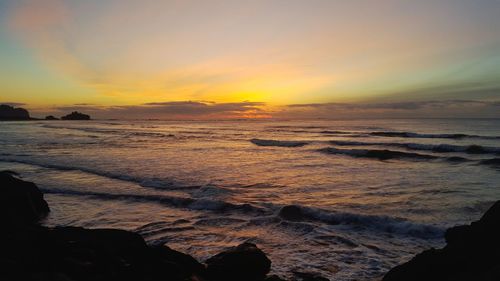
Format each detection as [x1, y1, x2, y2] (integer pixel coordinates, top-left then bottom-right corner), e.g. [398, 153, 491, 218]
[1, 119, 499, 280]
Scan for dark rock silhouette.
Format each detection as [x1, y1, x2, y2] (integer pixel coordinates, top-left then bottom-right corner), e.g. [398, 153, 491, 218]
[279, 205, 305, 221]
[61, 111, 91, 120]
[0, 104, 30, 120]
[0, 171, 49, 225]
[383, 201, 500, 281]
[45, 115, 59, 120]
[206, 242, 272, 281]
[1, 225, 207, 281]
[1, 171, 329, 281]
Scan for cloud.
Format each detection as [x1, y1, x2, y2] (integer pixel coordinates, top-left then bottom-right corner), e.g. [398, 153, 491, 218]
[34, 99, 500, 119]
[280, 99, 500, 119]
[48, 101, 268, 119]
[287, 100, 500, 110]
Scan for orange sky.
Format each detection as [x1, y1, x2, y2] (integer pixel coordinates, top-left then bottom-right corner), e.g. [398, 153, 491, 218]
[1, 0, 500, 118]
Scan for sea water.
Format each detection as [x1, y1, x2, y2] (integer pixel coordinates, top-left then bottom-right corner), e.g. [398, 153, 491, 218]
[1, 119, 499, 280]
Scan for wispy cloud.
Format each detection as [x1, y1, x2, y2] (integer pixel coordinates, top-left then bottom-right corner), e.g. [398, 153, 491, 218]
[280, 99, 500, 119]
[287, 100, 500, 110]
[48, 101, 268, 119]
[7, 0, 500, 105]
[26, 99, 499, 119]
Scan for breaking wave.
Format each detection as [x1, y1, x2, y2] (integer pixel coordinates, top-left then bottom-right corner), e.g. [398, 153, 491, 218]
[480, 158, 500, 166]
[42, 188, 266, 214]
[329, 140, 500, 155]
[318, 147, 439, 160]
[0, 157, 197, 190]
[369, 131, 499, 140]
[277, 205, 444, 239]
[250, 139, 309, 147]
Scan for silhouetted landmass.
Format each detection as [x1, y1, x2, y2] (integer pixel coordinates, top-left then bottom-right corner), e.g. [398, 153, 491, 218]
[45, 115, 59, 120]
[384, 201, 500, 281]
[61, 111, 91, 120]
[0, 171, 326, 281]
[0, 104, 30, 120]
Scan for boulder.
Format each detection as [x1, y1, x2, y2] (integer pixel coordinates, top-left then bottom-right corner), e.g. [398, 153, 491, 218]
[206, 242, 271, 281]
[0, 225, 204, 281]
[45, 115, 59, 120]
[61, 111, 91, 120]
[0, 104, 30, 120]
[149, 245, 206, 280]
[383, 200, 500, 281]
[0, 171, 50, 225]
[279, 205, 305, 221]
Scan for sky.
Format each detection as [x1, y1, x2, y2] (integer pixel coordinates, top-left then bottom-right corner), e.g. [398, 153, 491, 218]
[0, 0, 500, 119]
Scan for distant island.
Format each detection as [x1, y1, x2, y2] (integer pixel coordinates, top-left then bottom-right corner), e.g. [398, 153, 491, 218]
[0, 104, 31, 120]
[61, 111, 91, 120]
[0, 104, 91, 121]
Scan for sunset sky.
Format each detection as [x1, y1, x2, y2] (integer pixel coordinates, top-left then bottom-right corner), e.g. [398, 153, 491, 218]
[1, 0, 500, 119]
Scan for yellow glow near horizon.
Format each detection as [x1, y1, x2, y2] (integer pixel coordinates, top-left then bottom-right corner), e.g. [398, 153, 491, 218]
[1, 0, 500, 118]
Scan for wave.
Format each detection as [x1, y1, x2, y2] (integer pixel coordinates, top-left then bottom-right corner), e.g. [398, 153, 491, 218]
[479, 158, 500, 166]
[269, 125, 329, 129]
[41, 124, 123, 134]
[0, 157, 199, 191]
[42, 188, 266, 214]
[250, 139, 309, 147]
[41, 124, 234, 141]
[277, 205, 444, 239]
[329, 140, 500, 155]
[316, 129, 500, 140]
[127, 132, 175, 138]
[318, 147, 439, 161]
[320, 130, 356, 135]
[369, 131, 499, 140]
[40, 125, 176, 139]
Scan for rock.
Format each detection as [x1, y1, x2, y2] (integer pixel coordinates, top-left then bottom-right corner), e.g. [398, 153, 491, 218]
[0, 225, 203, 281]
[0, 104, 30, 120]
[0, 171, 50, 225]
[383, 200, 500, 281]
[61, 111, 91, 120]
[149, 245, 206, 280]
[206, 242, 271, 281]
[279, 205, 305, 221]
[0, 171, 206, 281]
[1, 171, 309, 281]
[45, 115, 59, 120]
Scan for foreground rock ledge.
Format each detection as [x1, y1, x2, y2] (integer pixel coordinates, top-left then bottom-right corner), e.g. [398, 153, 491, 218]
[383, 201, 500, 281]
[0, 171, 328, 281]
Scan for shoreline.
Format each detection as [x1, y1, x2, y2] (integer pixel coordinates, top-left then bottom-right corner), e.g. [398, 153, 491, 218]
[2, 170, 500, 280]
[0, 170, 328, 281]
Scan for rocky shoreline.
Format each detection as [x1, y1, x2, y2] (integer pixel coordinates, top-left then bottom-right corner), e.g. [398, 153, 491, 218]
[2, 170, 499, 281]
[383, 201, 500, 281]
[0, 171, 326, 281]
